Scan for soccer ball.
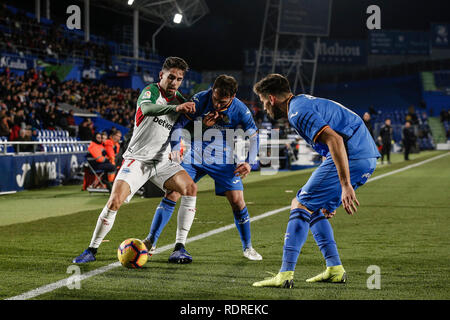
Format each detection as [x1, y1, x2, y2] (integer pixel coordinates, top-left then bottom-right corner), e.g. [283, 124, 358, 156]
[117, 238, 148, 268]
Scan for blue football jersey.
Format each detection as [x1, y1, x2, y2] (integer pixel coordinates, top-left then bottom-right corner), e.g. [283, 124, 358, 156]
[288, 94, 380, 159]
[172, 89, 258, 163]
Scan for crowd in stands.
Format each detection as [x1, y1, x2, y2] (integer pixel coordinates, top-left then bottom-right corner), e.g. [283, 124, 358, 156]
[0, 4, 112, 69]
[0, 67, 139, 144]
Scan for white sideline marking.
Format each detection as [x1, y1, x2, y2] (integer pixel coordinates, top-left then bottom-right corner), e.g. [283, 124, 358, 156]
[5, 152, 449, 300]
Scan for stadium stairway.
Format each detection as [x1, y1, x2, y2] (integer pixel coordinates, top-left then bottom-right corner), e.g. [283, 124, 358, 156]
[428, 117, 447, 144]
[420, 72, 438, 92]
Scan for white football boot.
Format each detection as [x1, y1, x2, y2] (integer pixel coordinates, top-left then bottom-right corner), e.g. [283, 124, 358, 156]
[243, 247, 263, 261]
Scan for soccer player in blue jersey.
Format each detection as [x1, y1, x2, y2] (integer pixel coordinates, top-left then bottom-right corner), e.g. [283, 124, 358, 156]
[252, 74, 380, 288]
[143, 75, 262, 263]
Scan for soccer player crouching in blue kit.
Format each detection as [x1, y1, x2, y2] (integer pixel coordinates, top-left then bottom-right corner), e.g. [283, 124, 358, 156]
[252, 74, 380, 288]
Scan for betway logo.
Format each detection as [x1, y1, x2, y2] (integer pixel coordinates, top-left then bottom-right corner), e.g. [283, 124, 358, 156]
[153, 116, 173, 131]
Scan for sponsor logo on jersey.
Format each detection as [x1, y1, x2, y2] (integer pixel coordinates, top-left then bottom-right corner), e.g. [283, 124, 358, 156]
[290, 111, 298, 118]
[121, 167, 131, 174]
[144, 90, 151, 98]
[153, 116, 173, 131]
[232, 179, 240, 184]
[362, 172, 372, 179]
[303, 94, 316, 100]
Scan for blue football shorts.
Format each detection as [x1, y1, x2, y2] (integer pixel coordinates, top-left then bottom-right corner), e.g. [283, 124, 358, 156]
[181, 159, 243, 196]
[296, 155, 377, 213]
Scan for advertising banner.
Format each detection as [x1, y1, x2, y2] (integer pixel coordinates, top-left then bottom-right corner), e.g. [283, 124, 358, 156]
[0, 153, 87, 192]
[369, 30, 430, 55]
[279, 0, 332, 36]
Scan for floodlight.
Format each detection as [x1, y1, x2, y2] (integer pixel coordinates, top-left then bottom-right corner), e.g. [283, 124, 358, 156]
[173, 13, 182, 24]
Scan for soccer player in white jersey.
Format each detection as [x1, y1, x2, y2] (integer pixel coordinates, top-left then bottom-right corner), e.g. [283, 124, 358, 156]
[73, 57, 197, 263]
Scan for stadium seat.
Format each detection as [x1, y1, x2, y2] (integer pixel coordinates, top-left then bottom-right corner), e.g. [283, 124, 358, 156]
[83, 156, 109, 193]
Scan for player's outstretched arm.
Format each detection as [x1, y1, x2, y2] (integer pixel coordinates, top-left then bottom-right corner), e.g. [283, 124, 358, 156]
[316, 127, 359, 215]
[140, 101, 195, 116]
[175, 102, 196, 114]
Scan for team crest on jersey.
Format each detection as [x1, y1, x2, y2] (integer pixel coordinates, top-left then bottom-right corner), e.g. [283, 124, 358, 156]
[221, 114, 230, 123]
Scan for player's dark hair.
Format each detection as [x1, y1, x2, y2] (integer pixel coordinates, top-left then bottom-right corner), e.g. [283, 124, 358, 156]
[162, 57, 189, 73]
[253, 73, 291, 97]
[213, 74, 238, 97]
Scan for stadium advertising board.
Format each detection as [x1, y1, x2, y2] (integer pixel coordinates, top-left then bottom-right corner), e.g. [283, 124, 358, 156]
[244, 39, 366, 72]
[312, 39, 367, 64]
[369, 30, 430, 55]
[279, 0, 332, 36]
[0, 55, 36, 71]
[431, 23, 450, 48]
[0, 153, 86, 192]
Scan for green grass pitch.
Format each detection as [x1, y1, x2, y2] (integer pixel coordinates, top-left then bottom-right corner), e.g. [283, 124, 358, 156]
[0, 151, 449, 300]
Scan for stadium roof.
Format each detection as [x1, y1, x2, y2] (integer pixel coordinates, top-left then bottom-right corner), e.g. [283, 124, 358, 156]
[92, 0, 209, 27]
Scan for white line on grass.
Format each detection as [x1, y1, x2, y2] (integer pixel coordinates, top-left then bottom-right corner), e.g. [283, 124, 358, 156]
[5, 152, 449, 300]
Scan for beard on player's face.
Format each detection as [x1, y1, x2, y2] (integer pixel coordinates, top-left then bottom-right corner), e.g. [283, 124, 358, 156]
[264, 99, 285, 120]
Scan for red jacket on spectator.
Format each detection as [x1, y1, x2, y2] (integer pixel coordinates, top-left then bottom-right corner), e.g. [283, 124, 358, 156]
[103, 138, 119, 165]
[88, 140, 107, 163]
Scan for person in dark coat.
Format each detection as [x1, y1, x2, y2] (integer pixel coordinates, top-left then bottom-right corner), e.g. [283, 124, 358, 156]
[379, 118, 393, 164]
[363, 112, 374, 140]
[402, 121, 416, 161]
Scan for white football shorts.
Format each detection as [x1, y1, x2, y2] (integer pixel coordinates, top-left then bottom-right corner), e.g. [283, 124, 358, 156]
[116, 158, 184, 203]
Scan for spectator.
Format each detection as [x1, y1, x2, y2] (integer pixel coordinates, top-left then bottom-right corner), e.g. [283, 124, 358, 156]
[379, 118, 393, 164]
[0, 115, 11, 137]
[402, 121, 416, 161]
[56, 106, 69, 131]
[407, 105, 419, 125]
[103, 129, 122, 166]
[87, 132, 116, 190]
[14, 128, 33, 152]
[78, 118, 93, 141]
[440, 108, 449, 123]
[67, 109, 77, 136]
[101, 131, 108, 145]
[363, 112, 374, 140]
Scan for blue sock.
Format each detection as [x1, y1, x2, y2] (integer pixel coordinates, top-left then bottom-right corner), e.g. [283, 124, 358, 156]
[310, 210, 342, 267]
[280, 208, 311, 272]
[146, 197, 176, 246]
[233, 207, 252, 250]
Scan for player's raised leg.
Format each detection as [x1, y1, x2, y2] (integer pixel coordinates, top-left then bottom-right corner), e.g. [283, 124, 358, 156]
[72, 179, 131, 263]
[225, 190, 262, 261]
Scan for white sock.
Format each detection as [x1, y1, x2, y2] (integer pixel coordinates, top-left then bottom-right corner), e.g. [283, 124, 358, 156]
[175, 196, 197, 245]
[89, 205, 117, 249]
